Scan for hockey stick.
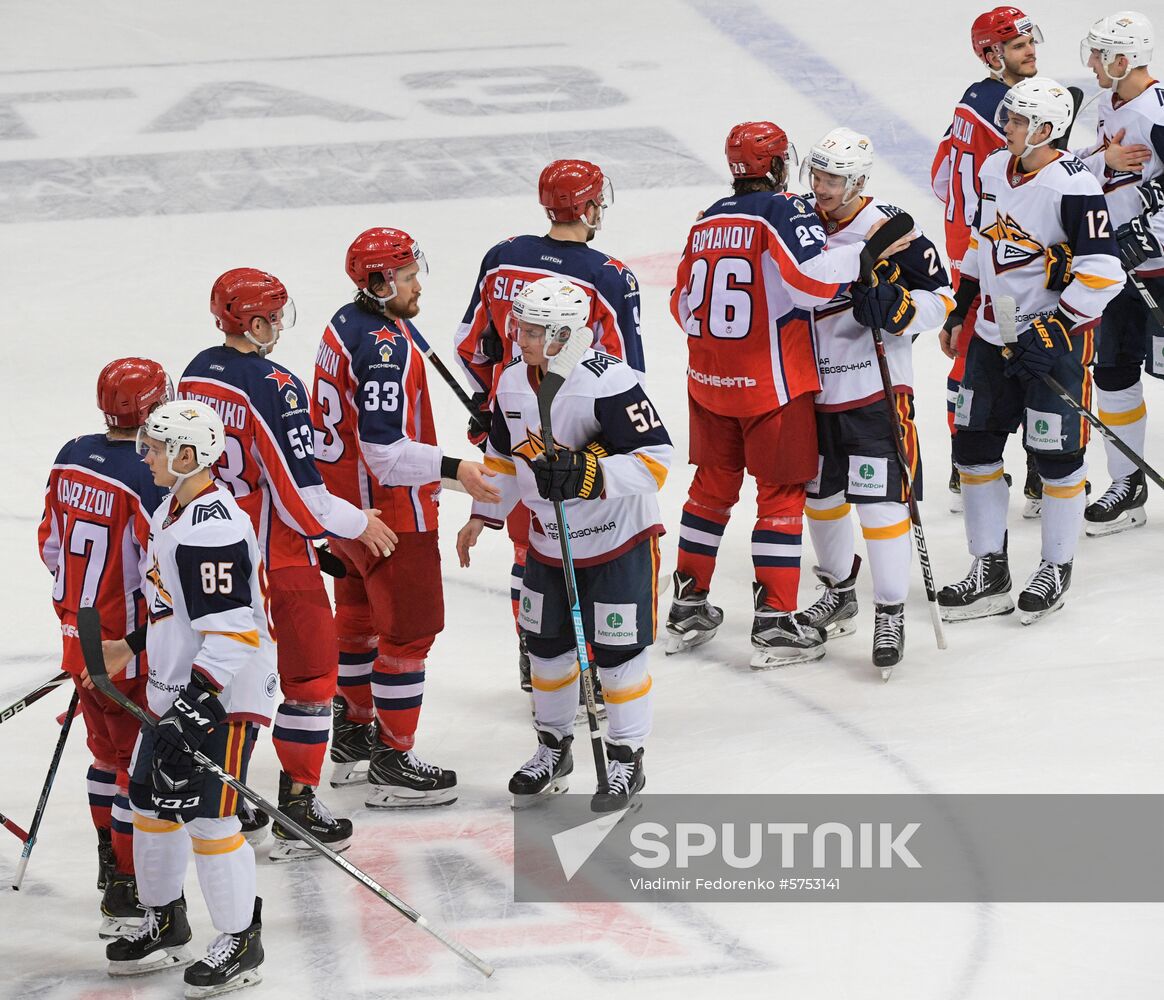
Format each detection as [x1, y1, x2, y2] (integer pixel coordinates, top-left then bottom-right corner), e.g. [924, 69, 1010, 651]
[407, 327, 489, 447]
[859, 212, 947, 658]
[12, 687, 80, 890]
[535, 326, 608, 793]
[995, 294, 1164, 490]
[1128, 271, 1164, 332]
[76, 608, 493, 979]
[0, 809, 30, 843]
[1053, 86, 1086, 152]
[0, 671, 68, 726]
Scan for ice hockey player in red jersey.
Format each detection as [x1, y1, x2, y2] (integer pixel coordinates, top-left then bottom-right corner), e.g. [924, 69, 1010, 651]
[454, 159, 644, 693]
[313, 227, 499, 808]
[666, 120, 907, 668]
[932, 6, 1043, 514]
[38, 357, 171, 936]
[180, 268, 397, 859]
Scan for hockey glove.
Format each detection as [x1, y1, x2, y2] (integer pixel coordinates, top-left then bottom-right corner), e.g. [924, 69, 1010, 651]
[1116, 215, 1163, 270]
[152, 671, 225, 797]
[479, 322, 506, 364]
[1003, 309, 1072, 383]
[1044, 242, 1074, 291]
[467, 391, 492, 449]
[315, 543, 347, 579]
[851, 260, 916, 335]
[1139, 177, 1164, 216]
[533, 442, 606, 502]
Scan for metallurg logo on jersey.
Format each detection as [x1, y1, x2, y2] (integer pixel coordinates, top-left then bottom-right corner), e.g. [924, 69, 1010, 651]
[981, 212, 1044, 271]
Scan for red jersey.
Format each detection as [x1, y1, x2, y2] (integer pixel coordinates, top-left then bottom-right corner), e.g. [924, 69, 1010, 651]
[312, 304, 441, 533]
[931, 77, 1009, 271]
[671, 190, 863, 417]
[38, 434, 167, 677]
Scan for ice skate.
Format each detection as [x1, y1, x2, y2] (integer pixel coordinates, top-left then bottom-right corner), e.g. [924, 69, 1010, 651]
[106, 896, 193, 977]
[872, 603, 905, 681]
[509, 730, 573, 808]
[99, 870, 144, 939]
[1018, 559, 1071, 625]
[795, 557, 861, 639]
[751, 583, 827, 669]
[1085, 470, 1147, 536]
[270, 772, 352, 862]
[329, 696, 373, 787]
[183, 898, 264, 998]
[237, 800, 268, 848]
[365, 744, 458, 808]
[938, 544, 1014, 621]
[96, 827, 115, 892]
[948, 462, 964, 514]
[591, 743, 645, 813]
[664, 571, 724, 654]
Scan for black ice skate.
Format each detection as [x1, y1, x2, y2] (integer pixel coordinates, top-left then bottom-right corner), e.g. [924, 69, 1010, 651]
[795, 557, 861, 639]
[106, 896, 193, 977]
[509, 730, 573, 807]
[183, 898, 264, 999]
[97, 827, 115, 892]
[937, 542, 1014, 621]
[751, 583, 826, 669]
[99, 869, 144, 939]
[238, 800, 269, 848]
[366, 744, 458, 808]
[575, 670, 606, 726]
[872, 603, 905, 681]
[591, 743, 645, 813]
[1017, 559, 1072, 625]
[664, 571, 724, 654]
[1023, 451, 1043, 519]
[270, 771, 352, 862]
[518, 628, 533, 693]
[948, 461, 963, 514]
[1085, 470, 1147, 536]
[329, 696, 374, 787]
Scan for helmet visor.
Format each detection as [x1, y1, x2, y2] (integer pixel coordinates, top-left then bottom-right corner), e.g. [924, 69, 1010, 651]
[506, 311, 548, 343]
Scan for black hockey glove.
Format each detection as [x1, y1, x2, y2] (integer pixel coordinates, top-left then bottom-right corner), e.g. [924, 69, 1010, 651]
[315, 543, 347, 579]
[1003, 309, 1072, 383]
[533, 443, 606, 502]
[1139, 177, 1164, 215]
[1044, 242, 1074, 291]
[851, 260, 916, 335]
[151, 671, 225, 813]
[467, 391, 492, 449]
[1115, 215, 1163, 270]
[478, 322, 506, 364]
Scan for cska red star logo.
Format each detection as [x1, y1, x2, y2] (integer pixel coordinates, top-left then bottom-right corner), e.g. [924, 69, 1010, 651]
[370, 326, 401, 345]
[603, 255, 626, 275]
[265, 369, 295, 390]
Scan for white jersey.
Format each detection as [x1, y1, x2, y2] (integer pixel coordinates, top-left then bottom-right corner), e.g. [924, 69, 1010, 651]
[963, 149, 1126, 344]
[1073, 81, 1164, 275]
[472, 349, 672, 567]
[143, 482, 277, 724]
[809, 196, 953, 410]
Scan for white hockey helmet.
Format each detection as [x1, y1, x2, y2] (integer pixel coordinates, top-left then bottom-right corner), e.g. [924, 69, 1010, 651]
[994, 76, 1075, 154]
[1081, 11, 1154, 80]
[800, 127, 874, 205]
[137, 399, 226, 485]
[507, 276, 591, 345]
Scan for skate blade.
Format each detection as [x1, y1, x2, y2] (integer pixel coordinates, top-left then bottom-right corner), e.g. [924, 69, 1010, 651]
[329, 760, 371, 788]
[664, 626, 718, 655]
[365, 785, 458, 809]
[823, 619, 858, 639]
[1020, 599, 1065, 626]
[938, 595, 1015, 622]
[108, 945, 194, 977]
[1085, 508, 1147, 537]
[879, 666, 894, 683]
[98, 914, 143, 940]
[511, 777, 570, 810]
[749, 645, 826, 670]
[1022, 499, 1043, 519]
[184, 968, 263, 998]
[268, 837, 350, 863]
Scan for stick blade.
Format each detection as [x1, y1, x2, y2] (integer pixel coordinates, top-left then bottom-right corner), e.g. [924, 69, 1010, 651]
[860, 211, 915, 282]
[76, 607, 107, 680]
[995, 294, 1019, 345]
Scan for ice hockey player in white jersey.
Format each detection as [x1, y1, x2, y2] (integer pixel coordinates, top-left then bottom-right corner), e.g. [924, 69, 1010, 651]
[456, 277, 671, 812]
[101, 400, 275, 998]
[1073, 11, 1164, 534]
[796, 128, 953, 671]
[938, 78, 1125, 624]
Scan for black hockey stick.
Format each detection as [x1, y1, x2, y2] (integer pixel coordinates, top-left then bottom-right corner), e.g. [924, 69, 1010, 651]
[0, 671, 69, 726]
[76, 608, 493, 978]
[1053, 87, 1085, 152]
[995, 295, 1164, 490]
[11, 687, 80, 890]
[858, 212, 947, 662]
[1128, 272, 1164, 332]
[535, 326, 609, 794]
[407, 326, 489, 448]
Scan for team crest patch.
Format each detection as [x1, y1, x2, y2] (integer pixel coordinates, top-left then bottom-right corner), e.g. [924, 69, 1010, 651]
[264, 673, 278, 697]
[192, 499, 231, 523]
[285, 388, 298, 408]
[518, 588, 544, 632]
[379, 343, 393, 362]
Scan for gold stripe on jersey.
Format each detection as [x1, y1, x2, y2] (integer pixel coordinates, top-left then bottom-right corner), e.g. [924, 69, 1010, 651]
[636, 453, 668, 490]
[485, 456, 516, 476]
[806, 502, 852, 521]
[1073, 271, 1122, 290]
[862, 518, 911, 541]
[202, 629, 260, 648]
[531, 662, 580, 692]
[1099, 402, 1148, 425]
[603, 675, 653, 705]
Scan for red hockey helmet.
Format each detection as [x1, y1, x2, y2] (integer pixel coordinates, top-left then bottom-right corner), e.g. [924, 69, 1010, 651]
[345, 227, 427, 292]
[538, 160, 611, 223]
[725, 121, 796, 180]
[971, 6, 1043, 64]
[210, 268, 291, 336]
[97, 357, 172, 429]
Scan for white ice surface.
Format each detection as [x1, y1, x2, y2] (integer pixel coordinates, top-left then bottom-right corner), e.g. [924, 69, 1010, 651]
[1, 1, 1161, 997]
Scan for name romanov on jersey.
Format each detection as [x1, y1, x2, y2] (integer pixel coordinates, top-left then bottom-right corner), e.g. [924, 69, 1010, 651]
[181, 392, 248, 432]
[688, 367, 758, 389]
[55, 477, 116, 517]
[689, 224, 757, 254]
